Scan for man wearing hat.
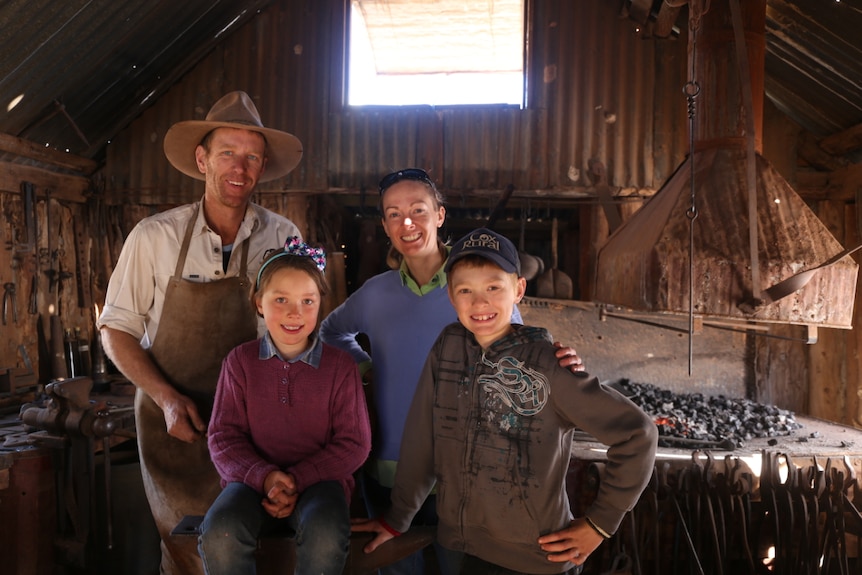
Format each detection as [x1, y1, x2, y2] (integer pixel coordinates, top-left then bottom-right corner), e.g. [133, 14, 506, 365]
[98, 91, 304, 574]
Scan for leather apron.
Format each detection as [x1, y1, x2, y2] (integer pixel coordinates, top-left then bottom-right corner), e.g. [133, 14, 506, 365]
[135, 206, 258, 575]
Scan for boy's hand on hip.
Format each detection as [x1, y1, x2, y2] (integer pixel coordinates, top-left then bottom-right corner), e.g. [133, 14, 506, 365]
[537, 518, 604, 565]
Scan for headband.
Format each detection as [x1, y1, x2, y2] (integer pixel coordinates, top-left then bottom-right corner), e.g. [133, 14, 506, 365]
[256, 236, 327, 288]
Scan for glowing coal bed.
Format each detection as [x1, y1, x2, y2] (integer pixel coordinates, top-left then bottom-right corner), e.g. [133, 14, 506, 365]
[606, 379, 803, 450]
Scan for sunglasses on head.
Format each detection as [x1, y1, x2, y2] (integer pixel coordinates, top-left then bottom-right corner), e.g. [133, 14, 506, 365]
[378, 168, 434, 194]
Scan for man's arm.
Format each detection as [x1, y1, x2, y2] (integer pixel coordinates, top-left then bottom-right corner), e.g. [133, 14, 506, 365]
[100, 326, 205, 443]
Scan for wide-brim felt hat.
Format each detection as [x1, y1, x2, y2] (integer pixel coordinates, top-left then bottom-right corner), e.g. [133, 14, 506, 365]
[163, 91, 303, 183]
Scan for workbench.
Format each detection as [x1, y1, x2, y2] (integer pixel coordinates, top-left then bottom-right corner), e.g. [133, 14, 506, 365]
[0, 378, 159, 575]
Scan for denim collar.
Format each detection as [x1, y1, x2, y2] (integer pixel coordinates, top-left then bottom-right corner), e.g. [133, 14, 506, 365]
[259, 331, 323, 367]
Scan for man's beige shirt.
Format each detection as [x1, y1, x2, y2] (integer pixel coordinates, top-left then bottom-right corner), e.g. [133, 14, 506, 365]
[98, 197, 301, 347]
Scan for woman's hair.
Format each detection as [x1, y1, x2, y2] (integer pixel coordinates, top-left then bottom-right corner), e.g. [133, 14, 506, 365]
[253, 249, 330, 311]
[378, 170, 448, 270]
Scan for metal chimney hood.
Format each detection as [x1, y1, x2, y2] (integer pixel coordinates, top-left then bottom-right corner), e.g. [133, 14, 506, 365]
[595, 0, 858, 330]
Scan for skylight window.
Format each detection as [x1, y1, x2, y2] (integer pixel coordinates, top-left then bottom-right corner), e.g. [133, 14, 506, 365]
[348, 0, 525, 107]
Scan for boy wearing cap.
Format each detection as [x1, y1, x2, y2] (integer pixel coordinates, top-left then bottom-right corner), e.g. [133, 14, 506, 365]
[352, 228, 657, 574]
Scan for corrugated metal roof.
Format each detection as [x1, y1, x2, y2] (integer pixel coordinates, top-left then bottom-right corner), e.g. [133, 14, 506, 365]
[0, 0, 274, 161]
[765, 0, 862, 136]
[1, 0, 860, 166]
[625, 0, 862, 136]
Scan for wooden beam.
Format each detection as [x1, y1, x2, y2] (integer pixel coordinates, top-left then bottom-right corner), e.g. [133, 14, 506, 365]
[820, 122, 862, 156]
[626, 0, 653, 24]
[0, 132, 98, 174]
[796, 171, 833, 200]
[795, 164, 862, 202]
[653, 0, 683, 38]
[258, 186, 656, 200]
[797, 131, 847, 172]
[0, 161, 90, 203]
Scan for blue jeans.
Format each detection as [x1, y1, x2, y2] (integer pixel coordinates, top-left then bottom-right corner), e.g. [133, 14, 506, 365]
[360, 472, 463, 575]
[198, 480, 349, 575]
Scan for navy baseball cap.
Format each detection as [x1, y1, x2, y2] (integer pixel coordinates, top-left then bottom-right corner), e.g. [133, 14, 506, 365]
[445, 228, 521, 275]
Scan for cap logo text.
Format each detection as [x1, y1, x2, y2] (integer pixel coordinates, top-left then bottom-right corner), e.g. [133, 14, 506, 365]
[463, 232, 499, 252]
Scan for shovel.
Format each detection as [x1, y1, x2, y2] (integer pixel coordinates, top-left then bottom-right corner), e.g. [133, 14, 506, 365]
[536, 217, 573, 299]
[761, 242, 862, 304]
[517, 206, 544, 282]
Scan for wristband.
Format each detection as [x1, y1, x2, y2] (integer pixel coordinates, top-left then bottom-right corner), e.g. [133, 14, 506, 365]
[584, 516, 612, 539]
[378, 517, 401, 537]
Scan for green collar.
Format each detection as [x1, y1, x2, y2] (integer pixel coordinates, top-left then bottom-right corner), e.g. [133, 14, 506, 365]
[398, 253, 449, 296]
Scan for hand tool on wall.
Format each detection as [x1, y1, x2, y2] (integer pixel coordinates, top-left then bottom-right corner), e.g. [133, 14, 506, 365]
[3, 282, 17, 325]
[535, 217, 573, 299]
[4, 191, 22, 251]
[517, 207, 544, 282]
[29, 268, 39, 315]
[11, 249, 21, 283]
[43, 189, 60, 296]
[18, 344, 35, 379]
[3, 205, 13, 251]
[51, 313, 69, 380]
[15, 182, 40, 315]
[73, 212, 92, 311]
[485, 184, 514, 230]
[21, 181, 37, 252]
[55, 262, 74, 317]
[588, 158, 622, 234]
[40, 190, 75, 315]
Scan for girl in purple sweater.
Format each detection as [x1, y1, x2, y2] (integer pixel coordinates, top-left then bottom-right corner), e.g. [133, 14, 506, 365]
[198, 238, 372, 575]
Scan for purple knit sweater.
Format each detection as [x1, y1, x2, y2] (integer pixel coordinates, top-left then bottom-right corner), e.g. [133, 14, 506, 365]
[208, 336, 371, 501]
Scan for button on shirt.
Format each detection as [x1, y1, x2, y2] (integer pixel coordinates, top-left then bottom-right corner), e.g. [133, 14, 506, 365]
[259, 333, 323, 406]
[98, 198, 301, 347]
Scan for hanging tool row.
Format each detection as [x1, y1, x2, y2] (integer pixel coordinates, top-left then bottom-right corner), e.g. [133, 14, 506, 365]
[2, 181, 109, 386]
[586, 450, 862, 575]
[3, 182, 88, 319]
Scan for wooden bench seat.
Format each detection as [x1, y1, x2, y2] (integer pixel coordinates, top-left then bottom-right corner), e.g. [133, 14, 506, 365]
[171, 515, 435, 575]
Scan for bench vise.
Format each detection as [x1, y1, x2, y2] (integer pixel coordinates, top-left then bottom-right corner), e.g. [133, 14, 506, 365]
[19, 377, 135, 446]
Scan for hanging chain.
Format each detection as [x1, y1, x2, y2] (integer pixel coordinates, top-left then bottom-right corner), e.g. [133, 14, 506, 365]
[685, 0, 704, 222]
[684, 0, 706, 375]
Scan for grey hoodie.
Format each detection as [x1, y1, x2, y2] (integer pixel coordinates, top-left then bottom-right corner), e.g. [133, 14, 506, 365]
[387, 323, 657, 574]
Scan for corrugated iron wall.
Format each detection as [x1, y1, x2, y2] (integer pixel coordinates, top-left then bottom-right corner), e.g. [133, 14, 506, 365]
[103, 0, 691, 205]
[105, 0, 336, 203]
